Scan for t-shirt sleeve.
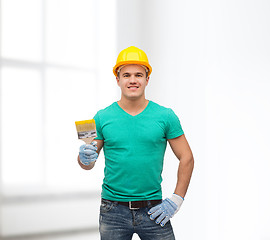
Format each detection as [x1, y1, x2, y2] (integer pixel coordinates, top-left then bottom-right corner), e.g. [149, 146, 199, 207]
[165, 108, 184, 139]
[93, 112, 104, 140]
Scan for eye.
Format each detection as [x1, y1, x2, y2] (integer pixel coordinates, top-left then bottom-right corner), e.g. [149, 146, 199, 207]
[123, 74, 130, 78]
[136, 74, 143, 77]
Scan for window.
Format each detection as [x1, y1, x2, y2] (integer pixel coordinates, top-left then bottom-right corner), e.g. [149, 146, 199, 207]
[0, 0, 117, 194]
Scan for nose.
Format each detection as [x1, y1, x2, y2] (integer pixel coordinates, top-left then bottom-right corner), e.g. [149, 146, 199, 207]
[129, 75, 137, 84]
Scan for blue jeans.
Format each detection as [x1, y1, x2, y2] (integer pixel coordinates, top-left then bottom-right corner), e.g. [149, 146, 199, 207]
[99, 199, 175, 240]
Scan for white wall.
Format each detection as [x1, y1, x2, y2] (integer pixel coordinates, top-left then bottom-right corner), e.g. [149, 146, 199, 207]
[0, 193, 100, 236]
[117, 0, 270, 239]
[0, 0, 117, 237]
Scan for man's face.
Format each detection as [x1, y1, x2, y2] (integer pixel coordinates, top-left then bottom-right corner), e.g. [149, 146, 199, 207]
[116, 64, 149, 101]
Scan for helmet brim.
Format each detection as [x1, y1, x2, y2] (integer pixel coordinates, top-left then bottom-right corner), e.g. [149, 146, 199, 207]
[113, 61, 152, 77]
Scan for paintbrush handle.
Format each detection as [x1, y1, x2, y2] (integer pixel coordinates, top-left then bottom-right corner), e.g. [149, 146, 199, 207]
[82, 137, 95, 145]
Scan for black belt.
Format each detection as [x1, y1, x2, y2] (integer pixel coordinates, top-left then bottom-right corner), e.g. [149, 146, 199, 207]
[102, 198, 162, 210]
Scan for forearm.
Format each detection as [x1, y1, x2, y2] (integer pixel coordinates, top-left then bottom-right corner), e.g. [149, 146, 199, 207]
[174, 155, 194, 198]
[149, 156, 194, 226]
[77, 155, 95, 170]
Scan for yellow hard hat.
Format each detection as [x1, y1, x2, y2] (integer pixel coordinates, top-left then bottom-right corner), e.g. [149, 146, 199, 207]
[113, 46, 152, 77]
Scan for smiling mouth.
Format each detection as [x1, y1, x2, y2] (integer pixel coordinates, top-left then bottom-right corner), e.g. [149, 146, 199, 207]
[128, 86, 139, 88]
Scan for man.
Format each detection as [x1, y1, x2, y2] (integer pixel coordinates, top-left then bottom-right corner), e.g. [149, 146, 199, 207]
[78, 46, 194, 240]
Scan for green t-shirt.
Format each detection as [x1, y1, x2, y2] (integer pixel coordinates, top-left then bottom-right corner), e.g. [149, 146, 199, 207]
[94, 100, 184, 201]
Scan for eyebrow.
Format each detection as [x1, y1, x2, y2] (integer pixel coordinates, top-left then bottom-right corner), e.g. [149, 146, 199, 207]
[122, 72, 144, 75]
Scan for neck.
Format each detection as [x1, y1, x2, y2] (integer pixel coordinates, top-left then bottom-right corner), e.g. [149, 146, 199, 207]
[118, 96, 149, 115]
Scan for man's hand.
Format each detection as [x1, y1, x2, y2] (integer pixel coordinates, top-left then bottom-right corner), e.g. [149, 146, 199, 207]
[79, 141, 98, 165]
[148, 194, 184, 227]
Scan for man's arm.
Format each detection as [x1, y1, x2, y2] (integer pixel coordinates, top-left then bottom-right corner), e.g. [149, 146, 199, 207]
[78, 139, 104, 170]
[148, 134, 194, 226]
[168, 134, 194, 198]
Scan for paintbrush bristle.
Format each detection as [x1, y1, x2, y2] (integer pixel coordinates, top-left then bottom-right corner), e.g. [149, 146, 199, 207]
[75, 119, 97, 141]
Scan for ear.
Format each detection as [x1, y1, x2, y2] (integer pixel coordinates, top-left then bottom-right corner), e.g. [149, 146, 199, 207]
[116, 76, 120, 86]
[146, 76, 150, 86]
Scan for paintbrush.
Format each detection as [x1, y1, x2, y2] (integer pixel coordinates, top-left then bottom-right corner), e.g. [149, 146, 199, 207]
[75, 119, 97, 144]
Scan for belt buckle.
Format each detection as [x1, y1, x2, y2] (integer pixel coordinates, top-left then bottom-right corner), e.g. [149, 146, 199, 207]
[129, 201, 140, 210]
